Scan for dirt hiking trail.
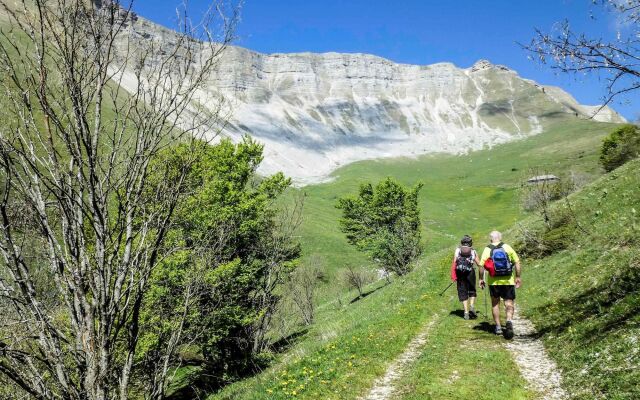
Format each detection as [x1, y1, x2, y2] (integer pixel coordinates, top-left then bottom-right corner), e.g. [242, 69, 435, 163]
[361, 307, 566, 400]
[361, 313, 440, 400]
[505, 307, 567, 400]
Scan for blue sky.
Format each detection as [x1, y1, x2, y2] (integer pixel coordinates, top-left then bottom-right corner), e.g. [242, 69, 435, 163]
[133, 0, 638, 120]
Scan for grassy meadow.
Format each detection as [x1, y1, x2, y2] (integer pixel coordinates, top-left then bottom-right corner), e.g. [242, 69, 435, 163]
[295, 118, 615, 304]
[514, 158, 640, 399]
[209, 118, 635, 400]
[212, 248, 538, 400]
[392, 157, 640, 400]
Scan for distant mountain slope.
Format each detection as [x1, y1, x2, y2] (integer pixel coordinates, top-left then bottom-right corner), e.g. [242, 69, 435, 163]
[115, 16, 625, 184]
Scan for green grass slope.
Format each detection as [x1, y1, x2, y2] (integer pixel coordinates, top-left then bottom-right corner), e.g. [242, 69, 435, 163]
[392, 160, 640, 400]
[514, 158, 640, 399]
[392, 301, 535, 400]
[209, 120, 627, 399]
[211, 249, 536, 400]
[297, 118, 616, 304]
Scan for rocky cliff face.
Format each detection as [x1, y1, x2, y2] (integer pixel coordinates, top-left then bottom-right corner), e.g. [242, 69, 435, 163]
[116, 16, 626, 184]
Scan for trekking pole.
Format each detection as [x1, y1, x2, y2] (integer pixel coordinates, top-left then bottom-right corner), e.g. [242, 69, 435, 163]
[438, 281, 454, 297]
[483, 270, 488, 320]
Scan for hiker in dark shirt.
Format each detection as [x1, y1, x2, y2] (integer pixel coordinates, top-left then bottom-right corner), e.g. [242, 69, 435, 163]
[451, 235, 481, 320]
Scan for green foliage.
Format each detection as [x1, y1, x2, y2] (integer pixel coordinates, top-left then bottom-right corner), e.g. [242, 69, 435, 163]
[337, 178, 423, 276]
[600, 124, 640, 171]
[139, 137, 300, 391]
[540, 224, 573, 254]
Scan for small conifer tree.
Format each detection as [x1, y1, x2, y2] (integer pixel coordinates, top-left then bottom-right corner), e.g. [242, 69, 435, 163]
[337, 178, 423, 276]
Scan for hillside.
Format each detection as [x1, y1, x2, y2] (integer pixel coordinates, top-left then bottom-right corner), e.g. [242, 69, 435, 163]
[203, 118, 639, 399]
[114, 15, 625, 184]
[297, 119, 616, 305]
[390, 158, 640, 400]
[514, 159, 640, 399]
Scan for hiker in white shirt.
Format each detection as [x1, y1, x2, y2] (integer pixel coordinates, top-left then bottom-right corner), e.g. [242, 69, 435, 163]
[450, 235, 481, 320]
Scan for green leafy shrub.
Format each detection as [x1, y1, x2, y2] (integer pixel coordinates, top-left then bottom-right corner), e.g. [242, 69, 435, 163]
[336, 178, 423, 276]
[540, 224, 573, 256]
[600, 124, 640, 172]
[138, 137, 301, 392]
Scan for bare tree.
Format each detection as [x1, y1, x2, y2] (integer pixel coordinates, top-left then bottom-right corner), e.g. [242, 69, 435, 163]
[520, 168, 583, 228]
[0, 1, 237, 399]
[250, 192, 304, 353]
[286, 255, 323, 326]
[342, 264, 373, 298]
[521, 169, 567, 227]
[522, 0, 640, 114]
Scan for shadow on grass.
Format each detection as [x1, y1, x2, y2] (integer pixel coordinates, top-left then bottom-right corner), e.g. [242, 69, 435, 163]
[448, 309, 486, 320]
[167, 328, 311, 399]
[271, 328, 309, 353]
[472, 321, 494, 334]
[349, 284, 387, 304]
[530, 263, 640, 342]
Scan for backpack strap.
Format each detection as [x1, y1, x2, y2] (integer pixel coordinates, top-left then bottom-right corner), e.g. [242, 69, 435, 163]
[488, 244, 495, 257]
[488, 243, 504, 255]
[500, 242, 512, 263]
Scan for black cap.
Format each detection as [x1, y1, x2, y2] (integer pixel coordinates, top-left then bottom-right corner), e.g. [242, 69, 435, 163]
[461, 235, 473, 246]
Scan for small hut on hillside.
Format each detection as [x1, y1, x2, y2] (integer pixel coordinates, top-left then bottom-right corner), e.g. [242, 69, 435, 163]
[526, 174, 559, 184]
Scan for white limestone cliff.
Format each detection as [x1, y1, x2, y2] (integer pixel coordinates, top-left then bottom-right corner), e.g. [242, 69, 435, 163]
[115, 16, 626, 185]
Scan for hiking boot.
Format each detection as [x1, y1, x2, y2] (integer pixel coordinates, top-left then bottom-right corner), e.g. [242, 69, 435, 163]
[464, 312, 470, 320]
[504, 321, 514, 340]
[469, 310, 478, 319]
[494, 325, 503, 335]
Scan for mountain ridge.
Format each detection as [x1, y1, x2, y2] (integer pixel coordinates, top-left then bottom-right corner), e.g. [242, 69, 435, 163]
[115, 15, 626, 184]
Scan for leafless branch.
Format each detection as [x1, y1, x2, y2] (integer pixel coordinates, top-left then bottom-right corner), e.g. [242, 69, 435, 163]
[0, 1, 238, 398]
[521, 1, 640, 116]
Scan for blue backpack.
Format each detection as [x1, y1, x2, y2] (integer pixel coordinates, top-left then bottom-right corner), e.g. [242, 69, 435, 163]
[489, 243, 513, 277]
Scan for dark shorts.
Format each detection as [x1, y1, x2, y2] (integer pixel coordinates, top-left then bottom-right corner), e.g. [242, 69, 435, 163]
[456, 269, 476, 301]
[489, 285, 516, 300]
